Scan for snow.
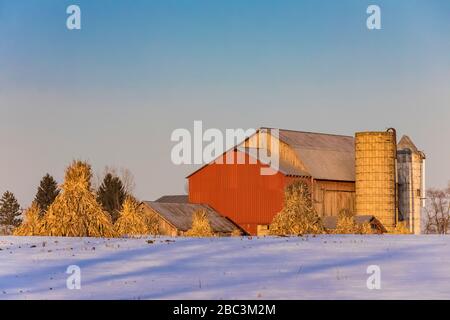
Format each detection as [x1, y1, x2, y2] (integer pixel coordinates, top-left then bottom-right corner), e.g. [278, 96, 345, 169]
[1, 235, 450, 299]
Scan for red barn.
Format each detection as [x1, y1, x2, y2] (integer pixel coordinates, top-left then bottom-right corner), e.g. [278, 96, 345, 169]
[187, 128, 356, 235]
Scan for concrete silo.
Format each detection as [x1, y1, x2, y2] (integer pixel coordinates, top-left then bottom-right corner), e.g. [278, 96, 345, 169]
[397, 135, 426, 234]
[355, 129, 397, 231]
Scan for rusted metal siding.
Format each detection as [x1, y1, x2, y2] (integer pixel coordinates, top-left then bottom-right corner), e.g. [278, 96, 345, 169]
[189, 150, 288, 235]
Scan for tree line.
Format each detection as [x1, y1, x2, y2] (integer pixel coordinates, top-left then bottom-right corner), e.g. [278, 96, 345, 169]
[1, 160, 223, 238]
[0, 161, 145, 236]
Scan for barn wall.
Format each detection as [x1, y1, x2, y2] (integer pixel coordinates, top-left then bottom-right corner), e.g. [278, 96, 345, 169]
[189, 150, 288, 235]
[244, 131, 307, 172]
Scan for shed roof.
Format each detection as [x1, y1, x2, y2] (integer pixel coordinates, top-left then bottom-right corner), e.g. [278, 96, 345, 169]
[142, 201, 239, 233]
[322, 215, 386, 233]
[155, 195, 188, 203]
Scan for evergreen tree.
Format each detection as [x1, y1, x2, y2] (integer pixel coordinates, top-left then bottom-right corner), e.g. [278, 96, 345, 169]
[34, 174, 60, 216]
[0, 191, 22, 228]
[97, 173, 126, 223]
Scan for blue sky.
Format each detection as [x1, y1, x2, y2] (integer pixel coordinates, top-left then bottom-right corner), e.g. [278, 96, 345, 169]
[1, 0, 449, 205]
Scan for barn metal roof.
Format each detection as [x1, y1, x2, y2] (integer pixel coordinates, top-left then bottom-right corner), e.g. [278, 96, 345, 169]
[186, 128, 356, 181]
[142, 201, 239, 233]
[277, 129, 354, 152]
[271, 129, 355, 181]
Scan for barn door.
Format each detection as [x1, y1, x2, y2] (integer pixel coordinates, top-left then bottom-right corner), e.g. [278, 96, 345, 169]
[323, 190, 355, 216]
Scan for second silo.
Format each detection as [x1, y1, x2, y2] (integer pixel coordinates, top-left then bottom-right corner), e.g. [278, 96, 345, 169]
[355, 129, 397, 231]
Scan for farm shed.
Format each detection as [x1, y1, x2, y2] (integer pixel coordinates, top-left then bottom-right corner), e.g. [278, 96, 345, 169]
[140, 201, 242, 236]
[187, 128, 357, 235]
[322, 215, 387, 234]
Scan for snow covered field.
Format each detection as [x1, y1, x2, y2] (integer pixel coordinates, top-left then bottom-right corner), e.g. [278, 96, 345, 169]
[1, 235, 450, 300]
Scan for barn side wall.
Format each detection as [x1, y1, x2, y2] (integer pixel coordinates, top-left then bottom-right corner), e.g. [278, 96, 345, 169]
[189, 150, 289, 235]
[244, 131, 308, 172]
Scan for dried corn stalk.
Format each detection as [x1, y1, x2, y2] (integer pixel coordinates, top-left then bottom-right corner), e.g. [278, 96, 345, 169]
[141, 208, 160, 235]
[335, 209, 358, 234]
[40, 160, 116, 237]
[231, 228, 243, 236]
[359, 222, 373, 234]
[14, 202, 42, 236]
[392, 221, 411, 234]
[185, 209, 214, 237]
[334, 209, 373, 234]
[270, 181, 324, 235]
[115, 197, 149, 236]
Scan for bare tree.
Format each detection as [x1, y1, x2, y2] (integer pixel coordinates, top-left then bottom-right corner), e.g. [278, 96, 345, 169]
[424, 183, 450, 234]
[119, 167, 136, 195]
[94, 166, 136, 196]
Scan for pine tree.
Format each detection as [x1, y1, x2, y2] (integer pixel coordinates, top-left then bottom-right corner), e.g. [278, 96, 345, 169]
[114, 197, 149, 236]
[97, 173, 126, 223]
[34, 174, 60, 216]
[40, 160, 116, 237]
[269, 181, 324, 236]
[185, 209, 214, 237]
[0, 191, 22, 229]
[14, 202, 42, 236]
